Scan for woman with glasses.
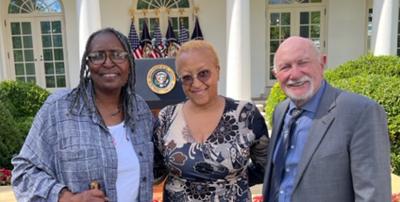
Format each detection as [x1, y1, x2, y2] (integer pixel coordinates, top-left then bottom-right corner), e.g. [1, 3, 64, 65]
[12, 28, 155, 202]
[154, 40, 270, 201]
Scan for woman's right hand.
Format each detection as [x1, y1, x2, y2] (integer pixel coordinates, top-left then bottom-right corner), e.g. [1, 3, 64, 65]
[59, 189, 108, 202]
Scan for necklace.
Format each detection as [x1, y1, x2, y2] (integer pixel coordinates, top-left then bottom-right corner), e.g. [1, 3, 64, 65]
[110, 106, 121, 117]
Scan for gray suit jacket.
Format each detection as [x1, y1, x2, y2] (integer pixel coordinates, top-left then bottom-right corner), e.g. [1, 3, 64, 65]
[262, 83, 391, 202]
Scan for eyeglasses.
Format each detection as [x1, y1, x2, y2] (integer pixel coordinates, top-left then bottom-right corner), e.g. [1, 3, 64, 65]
[179, 69, 211, 86]
[87, 50, 129, 65]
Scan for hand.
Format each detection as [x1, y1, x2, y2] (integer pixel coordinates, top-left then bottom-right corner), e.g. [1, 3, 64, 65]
[59, 189, 108, 202]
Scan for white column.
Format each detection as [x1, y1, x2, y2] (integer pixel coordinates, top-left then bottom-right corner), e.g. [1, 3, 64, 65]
[372, 0, 399, 55]
[77, 0, 102, 59]
[226, 0, 251, 101]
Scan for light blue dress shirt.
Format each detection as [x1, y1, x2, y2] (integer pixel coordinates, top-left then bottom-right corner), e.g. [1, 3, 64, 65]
[273, 81, 327, 202]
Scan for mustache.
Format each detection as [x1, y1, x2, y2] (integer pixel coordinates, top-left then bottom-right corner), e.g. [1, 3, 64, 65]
[287, 76, 311, 86]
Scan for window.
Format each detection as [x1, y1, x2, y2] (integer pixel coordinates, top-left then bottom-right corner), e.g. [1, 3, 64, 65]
[266, 0, 325, 85]
[7, 0, 67, 89]
[133, 0, 192, 41]
[8, 0, 62, 13]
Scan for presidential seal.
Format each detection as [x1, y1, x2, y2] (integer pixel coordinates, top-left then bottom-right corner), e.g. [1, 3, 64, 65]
[147, 64, 176, 94]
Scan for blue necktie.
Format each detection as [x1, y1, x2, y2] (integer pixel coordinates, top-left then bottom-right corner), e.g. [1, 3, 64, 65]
[269, 108, 304, 202]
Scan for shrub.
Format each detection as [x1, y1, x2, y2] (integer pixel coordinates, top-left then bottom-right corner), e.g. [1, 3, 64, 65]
[0, 81, 49, 169]
[264, 82, 285, 127]
[0, 80, 49, 118]
[0, 100, 22, 169]
[324, 54, 400, 81]
[264, 55, 400, 174]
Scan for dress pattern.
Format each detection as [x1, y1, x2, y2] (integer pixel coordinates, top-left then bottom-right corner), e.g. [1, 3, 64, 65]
[154, 97, 269, 202]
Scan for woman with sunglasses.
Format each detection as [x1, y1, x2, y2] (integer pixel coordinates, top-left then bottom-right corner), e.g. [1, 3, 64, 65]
[154, 40, 270, 201]
[12, 28, 155, 202]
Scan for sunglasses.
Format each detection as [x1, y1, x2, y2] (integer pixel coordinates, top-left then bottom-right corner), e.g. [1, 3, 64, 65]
[87, 50, 129, 65]
[179, 69, 211, 86]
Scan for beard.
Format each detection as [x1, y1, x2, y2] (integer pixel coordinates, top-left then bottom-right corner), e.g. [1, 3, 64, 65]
[283, 76, 315, 105]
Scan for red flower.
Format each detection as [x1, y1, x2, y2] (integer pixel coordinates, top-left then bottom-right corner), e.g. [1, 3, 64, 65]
[0, 168, 12, 185]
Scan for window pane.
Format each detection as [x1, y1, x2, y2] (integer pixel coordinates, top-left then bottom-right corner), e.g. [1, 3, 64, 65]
[300, 26, 309, 37]
[311, 12, 320, 24]
[41, 21, 51, 34]
[311, 25, 320, 38]
[23, 36, 33, 48]
[270, 13, 280, 26]
[45, 62, 54, 74]
[270, 27, 279, 40]
[24, 50, 34, 61]
[21, 22, 31, 34]
[53, 35, 62, 47]
[281, 13, 290, 25]
[12, 36, 22, 48]
[15, 63, 24, 75]
[54, 49, 63, 60]
[8, 4, 19, 13]
[11, 23, 20, 35]
[56, 75, 66, 87]
[300, 12, 309, 25]
[311, 0, 322, 2]
[52, 21, 61, 33]
[48, 1, 62, 12]
[13, 50, 23, 62]
[42, 35, 52, 47]
[27, 77, 36, 84]
[281, 27, 290, 39]
[26, 63, 35, 74]
[270, 41, 279, 52]
[43, 49, 53, 60]
[46, 76, 55, 88]
[55, 62, 65, 74]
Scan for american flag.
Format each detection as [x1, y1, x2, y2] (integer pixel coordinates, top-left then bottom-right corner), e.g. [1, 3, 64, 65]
[128, 20, 142, 59]
[179, 19, 189, 44]
[191, 16, 204, 40]
[165, 19, 180, 57]
[153, 22, 164, 58]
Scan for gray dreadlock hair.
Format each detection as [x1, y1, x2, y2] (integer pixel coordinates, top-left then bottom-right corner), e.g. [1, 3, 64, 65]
[70, 27, 137, 128]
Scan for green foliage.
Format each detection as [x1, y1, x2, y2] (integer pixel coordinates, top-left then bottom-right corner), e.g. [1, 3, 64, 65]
[0, 80, 49, 117]
[0, 81, 49, 169]
[264, 82, 285, 127]
[324, 54, 400, 81]
[264, 55, 400, 174]
[0, 101, 22, 169]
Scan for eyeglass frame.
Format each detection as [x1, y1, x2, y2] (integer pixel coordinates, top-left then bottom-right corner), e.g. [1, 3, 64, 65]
[87, 50, 129, 65]
[178, 69, 212, 86]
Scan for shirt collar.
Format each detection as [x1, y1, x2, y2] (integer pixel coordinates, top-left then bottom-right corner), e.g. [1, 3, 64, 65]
[288, 80, 327, 114]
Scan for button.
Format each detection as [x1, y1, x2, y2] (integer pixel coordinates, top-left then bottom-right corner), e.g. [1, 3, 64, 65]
[285, 168, 290, 172]
[290, 145, 295, 149]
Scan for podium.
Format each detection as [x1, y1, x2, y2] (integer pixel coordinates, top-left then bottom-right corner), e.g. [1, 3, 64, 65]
[135, 58, 186, 115]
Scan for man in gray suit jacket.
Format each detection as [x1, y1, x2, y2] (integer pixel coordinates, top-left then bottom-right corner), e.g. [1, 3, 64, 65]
[262, 36, 391, 202]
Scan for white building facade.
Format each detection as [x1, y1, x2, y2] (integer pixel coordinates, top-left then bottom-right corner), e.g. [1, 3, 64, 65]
[0, 0, 398, 101]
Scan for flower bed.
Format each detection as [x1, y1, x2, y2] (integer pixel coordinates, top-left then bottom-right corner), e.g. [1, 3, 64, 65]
[0, 168, 11, 185]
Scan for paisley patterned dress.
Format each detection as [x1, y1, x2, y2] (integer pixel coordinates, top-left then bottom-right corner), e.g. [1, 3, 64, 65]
[154, 97, 269, 202]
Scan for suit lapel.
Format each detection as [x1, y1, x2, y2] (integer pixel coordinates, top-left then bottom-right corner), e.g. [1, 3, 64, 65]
[291, 84, 341, 191]
[263, 99, 289, 197]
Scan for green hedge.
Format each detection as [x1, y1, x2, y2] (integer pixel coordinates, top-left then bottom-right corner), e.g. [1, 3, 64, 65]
[0, 100, 22, 169]
[264, 55, 400, 174]
[0, 81, 49, 169]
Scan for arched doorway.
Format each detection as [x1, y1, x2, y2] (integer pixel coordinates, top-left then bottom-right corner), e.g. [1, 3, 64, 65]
[6, 0, 68, 89]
